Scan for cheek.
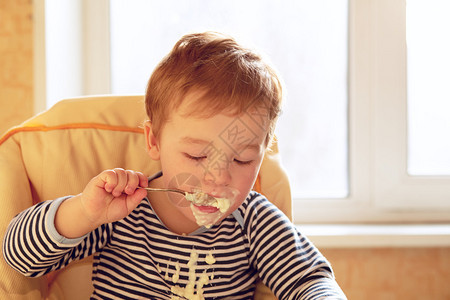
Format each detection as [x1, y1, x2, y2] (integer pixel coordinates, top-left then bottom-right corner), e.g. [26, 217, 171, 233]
[232, 167, 260, 200]
[237, 164, 261, 185]
[160, 151, 191, 179]
[161, 156, 204, 196]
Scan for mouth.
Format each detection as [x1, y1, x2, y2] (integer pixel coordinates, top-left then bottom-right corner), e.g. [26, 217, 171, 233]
[185, 190, 232, 213]
[192, 204, 220, 213]
[185, 189, 237, 228]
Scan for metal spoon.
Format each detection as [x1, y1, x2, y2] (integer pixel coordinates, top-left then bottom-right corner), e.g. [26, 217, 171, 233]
[139, 187, 216, 202]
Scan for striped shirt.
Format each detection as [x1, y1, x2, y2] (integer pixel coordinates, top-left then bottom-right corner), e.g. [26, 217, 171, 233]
[3, 191, 345, 299]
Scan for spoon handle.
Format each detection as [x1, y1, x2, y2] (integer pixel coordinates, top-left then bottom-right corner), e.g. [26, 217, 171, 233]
[139, 187, 186, 196]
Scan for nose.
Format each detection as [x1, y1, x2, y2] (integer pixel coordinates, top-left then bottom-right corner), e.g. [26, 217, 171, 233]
[202, 159, 232, 187]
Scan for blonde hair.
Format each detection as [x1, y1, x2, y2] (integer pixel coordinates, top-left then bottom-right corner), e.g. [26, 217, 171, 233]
[145, 31, 283, 145]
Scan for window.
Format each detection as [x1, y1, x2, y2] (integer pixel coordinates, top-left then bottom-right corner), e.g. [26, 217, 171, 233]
[37, 0, 450, 223]
[406, 0, 450, 176]
[108, 0, 349, 200]
[369, 0, 450, 213]
[38, 0, 111, 109]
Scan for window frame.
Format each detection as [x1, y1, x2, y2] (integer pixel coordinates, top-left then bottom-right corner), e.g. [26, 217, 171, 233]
[34, 0, 111, 109]
[371, 0, 450, 211]
[35, 0, 450, 224]
[294, 0, 450, 223]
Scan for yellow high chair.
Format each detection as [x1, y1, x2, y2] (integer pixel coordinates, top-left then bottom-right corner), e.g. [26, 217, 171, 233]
[0, 95, 292, 299]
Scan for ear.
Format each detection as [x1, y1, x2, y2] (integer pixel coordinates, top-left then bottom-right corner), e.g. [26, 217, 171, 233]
[144, 120, 161, 160]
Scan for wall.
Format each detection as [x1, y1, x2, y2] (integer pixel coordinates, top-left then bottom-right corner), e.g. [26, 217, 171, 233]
[323, 247, 450, 299]
[0, 0, 34, 136]
[1, 2, 450, 300]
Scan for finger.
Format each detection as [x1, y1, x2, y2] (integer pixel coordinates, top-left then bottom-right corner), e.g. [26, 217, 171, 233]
[111, 168, 128, 197]
[100, 169, 118, 193]
[124, 170, 141, 195]
[137, 172, 149, 188]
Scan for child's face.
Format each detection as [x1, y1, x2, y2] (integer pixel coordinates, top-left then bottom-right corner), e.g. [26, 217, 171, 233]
[145, 91, 269, 226]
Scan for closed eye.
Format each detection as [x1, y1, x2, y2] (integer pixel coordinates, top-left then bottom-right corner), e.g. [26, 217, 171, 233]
[234, 159, 253, 165]
[184, 153, 207, 161]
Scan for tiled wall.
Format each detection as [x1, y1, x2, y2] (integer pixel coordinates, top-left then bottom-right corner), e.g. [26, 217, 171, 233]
[0, 0, 34, 136]
[1, 1, 450, 299]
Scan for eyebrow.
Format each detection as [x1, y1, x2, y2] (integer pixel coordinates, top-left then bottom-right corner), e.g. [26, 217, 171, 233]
[180, 136, 262, 153]
[180, 137, 210, 146]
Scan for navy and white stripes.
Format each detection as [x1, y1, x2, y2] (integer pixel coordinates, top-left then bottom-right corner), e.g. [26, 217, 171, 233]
[3, 192, 346, 299]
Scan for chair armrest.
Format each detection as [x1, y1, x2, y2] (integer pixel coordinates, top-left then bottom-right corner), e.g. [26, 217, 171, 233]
[0, 133, 46, 299]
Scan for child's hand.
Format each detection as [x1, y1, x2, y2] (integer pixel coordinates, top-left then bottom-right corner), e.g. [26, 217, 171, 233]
[80, 168, 149, 227]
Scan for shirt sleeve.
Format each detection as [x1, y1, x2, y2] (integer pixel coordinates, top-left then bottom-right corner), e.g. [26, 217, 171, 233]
[242, 193, 347, 300]
[2, 197, 112, 277]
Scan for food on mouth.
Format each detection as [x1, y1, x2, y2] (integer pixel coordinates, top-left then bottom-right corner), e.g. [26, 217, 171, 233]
[184, 190, 232, 228]
[185, 191, 231, 213]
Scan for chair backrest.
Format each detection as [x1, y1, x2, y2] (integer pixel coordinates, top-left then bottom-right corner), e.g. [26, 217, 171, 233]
[0, 95, 291, 299]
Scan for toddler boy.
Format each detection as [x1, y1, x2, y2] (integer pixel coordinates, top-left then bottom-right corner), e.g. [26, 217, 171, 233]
[3, 32, 346, 299]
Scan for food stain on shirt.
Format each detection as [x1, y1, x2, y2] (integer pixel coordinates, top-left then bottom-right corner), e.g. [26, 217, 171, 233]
[170, 248, 217, 300]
